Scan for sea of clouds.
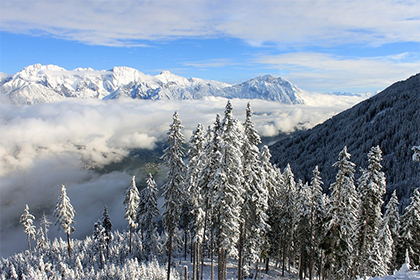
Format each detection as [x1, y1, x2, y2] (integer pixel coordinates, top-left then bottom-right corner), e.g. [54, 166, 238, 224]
[0, 95, 364, 257]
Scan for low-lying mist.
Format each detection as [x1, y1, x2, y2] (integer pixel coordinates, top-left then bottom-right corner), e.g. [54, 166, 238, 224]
[0, 95, 365, 257]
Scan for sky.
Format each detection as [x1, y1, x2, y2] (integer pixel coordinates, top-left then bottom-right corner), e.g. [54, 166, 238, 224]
[1, 0, 419, 93]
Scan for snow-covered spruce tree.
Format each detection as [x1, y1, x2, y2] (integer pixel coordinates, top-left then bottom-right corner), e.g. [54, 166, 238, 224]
[186, 123, 207, 280]
[54, 184, 76, 257]
[20, 204, 36, 254]
[40, 212, 52, 243]
[375, 219, 393, 276]
[213, 101, 244, 280]
[197, 116, 223, 280]
[275, 163, 297, 276]
[296, 181, 312, 280]
[139, 173, 160, 260]
[260, 145, 282, 272]
[123, 175, 140, 254]
[326, 147, 359, 279]
[36, 227, 48, 250]
[238, 103, 268, 279]
[101, 205, 112, 257]
[161, 111, 187, 280]
[92, 220, 108, 268]
[400, 188, 420, 268]
[384, 190, 401, 271]
[308, 166, 327, 280]
[356, 145, 387, 277]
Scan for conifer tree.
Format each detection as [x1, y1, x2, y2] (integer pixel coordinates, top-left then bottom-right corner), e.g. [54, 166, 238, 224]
[40, 212, 52, 243]
[296, 181, 311, 280]
[139, 173, 160, 259]
[376, 221, 393, 276]
[20, 204, 36, 254]
[123, 176, 140, 254]
[400, 188, 420, 267]
[240, 103, 269, 279]
[92, 220, 107, 268]
[36, 227, 48, 250]
[54, 185, 76, 257]
[384, 190, 400, 272]
[326, 147, 359, 279]
[162, 111, 187, 280]
[262, 146, 283, 272]
[308, 166, 327, 280]
[278, 163, 297, 276]
[197, 116, 222, 280]
[213, 101, 244, 280]
[187, 123, 207, 280]
[356, 145, 387, 277]
[101, 205, 112, 256]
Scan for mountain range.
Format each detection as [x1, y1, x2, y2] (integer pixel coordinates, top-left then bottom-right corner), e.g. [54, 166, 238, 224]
[269, 73, 420, 210]
[0, 64, 306, 105]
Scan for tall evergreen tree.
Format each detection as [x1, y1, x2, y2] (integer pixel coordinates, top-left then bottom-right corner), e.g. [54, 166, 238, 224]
[356, 145, 387, 277]
[187, 123, 207, 280]
[53, 185, 76, 257]
[40, 212, 52, 243]
[123, 176, 140, 254]
[197, 116, 222, 280]
[296, 181, 311, 280]
[20, 204, 36, 254]
[326, 147, 359, 279]
[308, 166, 327, 280]
[213, 101, 244, 280]
[384, 190, 401, 271]
[375, 220, 393, 276]
[263, 147, 283, 272]
[92, 220, 107, 268]
[278, 163, 297, 276]
[161, 111, 187, 280]
[139, 173, 160, 259]
[400, 188, 420, 267]
[101, 205, 112, 256]
[240, 103, 269, 279]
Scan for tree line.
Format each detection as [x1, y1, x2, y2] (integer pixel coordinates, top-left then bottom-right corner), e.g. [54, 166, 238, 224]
[11, 101, 420, 280]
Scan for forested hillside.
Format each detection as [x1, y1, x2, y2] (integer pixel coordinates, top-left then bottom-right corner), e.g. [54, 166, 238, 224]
[270, 73, 420, 209]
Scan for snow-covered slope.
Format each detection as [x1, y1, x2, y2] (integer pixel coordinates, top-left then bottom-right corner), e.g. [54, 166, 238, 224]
[0, 64, 305, 105]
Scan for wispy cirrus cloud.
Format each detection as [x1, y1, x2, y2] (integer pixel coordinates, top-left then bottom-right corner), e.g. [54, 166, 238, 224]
[1, 0, 419, 47]
[255, 51, 420, 92]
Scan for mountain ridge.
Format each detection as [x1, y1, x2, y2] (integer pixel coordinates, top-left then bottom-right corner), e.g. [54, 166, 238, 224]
[269, 73, 420, 209]
[0, 64, 305, 105]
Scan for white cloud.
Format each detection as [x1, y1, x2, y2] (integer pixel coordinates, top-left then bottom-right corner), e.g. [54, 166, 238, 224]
[1, 0, 419, 46]
[0, 96, 366, 257]
[256, 52, 420, 92]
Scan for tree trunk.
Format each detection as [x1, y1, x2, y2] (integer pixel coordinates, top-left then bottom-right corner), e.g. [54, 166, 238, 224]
[265, 257, 269, 273]
[67, 232, 72, 257]
[184, 229, 188, 260]
[167, 225, 173, 280]
[282, 242, 286, 276]
[27, 234, 32, 255]
[211, 246, 214, 280]
[193, 242, 197, 280]
[218, 247, 223, 280]
[129, 227, 133, 254]
[238, 223, 244, 280]
[201, 207, 209, 280]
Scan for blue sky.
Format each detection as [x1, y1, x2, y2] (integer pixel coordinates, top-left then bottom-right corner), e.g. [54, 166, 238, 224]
[0, 0, 419, 93]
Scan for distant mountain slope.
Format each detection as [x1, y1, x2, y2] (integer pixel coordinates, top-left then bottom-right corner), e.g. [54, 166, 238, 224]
[0, 64, 305, 105]
[270, 73, 420, 209]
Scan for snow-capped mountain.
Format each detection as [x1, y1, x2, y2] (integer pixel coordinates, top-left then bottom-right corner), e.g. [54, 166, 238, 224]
[0, 64, 305, 105]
